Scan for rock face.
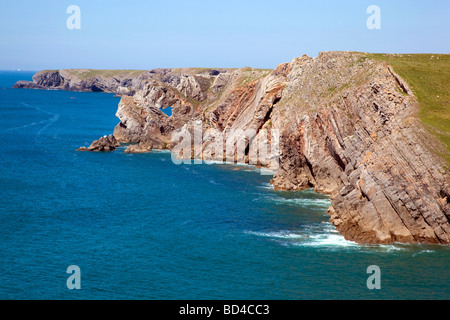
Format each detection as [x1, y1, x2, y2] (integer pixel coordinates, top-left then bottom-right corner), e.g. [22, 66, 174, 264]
[13, 69, 152, 95]
[124, 140, 154, 154]
[269, 52, 450, 244]
[111, 52, 450, 244]
[77, 135, 121, 152]
[18, 52, 450, 244]
[12, 80, 49, 90]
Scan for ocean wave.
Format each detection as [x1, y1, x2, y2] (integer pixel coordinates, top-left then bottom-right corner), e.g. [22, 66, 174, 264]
[411, 249, 436, 256]
[245, 226, 358, 249]
[244, 230, 305, 240]
[245, 225, 441, 254]
[259, 183, 274, 190]
[255, 195, 331, 208]
[297, 233, 359, 248]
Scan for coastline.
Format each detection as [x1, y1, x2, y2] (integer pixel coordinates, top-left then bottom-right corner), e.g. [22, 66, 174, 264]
[12, 52, 450, 245]
[2, 72, 449, 300]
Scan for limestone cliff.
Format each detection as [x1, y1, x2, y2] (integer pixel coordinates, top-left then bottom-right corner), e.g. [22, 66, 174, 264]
[110, 52, 450, 244]
[270, 52, 450, 244]
[16, 52, 450, 244]
[13, 69, 151, 95]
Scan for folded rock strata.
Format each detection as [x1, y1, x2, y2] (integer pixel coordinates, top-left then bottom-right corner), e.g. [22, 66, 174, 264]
[19, 52, 450, 244]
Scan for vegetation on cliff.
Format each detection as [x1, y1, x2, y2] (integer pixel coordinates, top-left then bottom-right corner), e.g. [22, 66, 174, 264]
[55, 69, 147, 80]
[367, 53, 450, 165]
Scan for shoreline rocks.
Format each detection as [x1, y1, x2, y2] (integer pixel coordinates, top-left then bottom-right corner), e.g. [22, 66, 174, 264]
[77, 135, 121, 152]
[124, 141, 154, 154]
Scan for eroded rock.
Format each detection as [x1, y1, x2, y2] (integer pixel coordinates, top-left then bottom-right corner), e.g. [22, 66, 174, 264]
[124, 141, 153, 154]
[23, 53, 450, 244]
[77, 135, 121, 152]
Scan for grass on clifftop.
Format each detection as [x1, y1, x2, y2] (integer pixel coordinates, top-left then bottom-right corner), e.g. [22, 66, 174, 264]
[238, 68, 272, 87]
[64, 69, 147, 79]
[367, 53, 450, 165]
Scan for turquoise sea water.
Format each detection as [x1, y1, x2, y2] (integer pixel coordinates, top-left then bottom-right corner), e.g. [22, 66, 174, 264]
[0, 71, 449, 300]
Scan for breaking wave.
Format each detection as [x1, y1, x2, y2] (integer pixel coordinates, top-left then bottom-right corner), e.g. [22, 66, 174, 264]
[245, 230, 306, 240]
[245, 223, 358, 249]
[259, 183, 274, 190]
[255, 195, 331, 208]
[245, 222, 440, 254]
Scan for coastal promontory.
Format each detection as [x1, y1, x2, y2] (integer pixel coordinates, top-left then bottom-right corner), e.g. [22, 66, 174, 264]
[15, 52, 450, 244]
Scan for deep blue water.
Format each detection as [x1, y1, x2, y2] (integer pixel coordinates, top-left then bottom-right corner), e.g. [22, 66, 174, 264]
[161, 106, 173, 117]
[0, 71, 449, 300]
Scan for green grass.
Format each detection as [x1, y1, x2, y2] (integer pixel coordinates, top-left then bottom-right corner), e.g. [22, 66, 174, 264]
[64, 69, 147, 79]
[237, 68, 272, 87]
[367, 53, 450, 165]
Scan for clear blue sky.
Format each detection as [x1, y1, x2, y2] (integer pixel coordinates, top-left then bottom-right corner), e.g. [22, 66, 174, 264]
[0, 0, 449, 70]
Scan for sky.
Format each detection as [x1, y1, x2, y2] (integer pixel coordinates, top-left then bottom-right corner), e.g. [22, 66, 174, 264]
[0, 0, 449, 70]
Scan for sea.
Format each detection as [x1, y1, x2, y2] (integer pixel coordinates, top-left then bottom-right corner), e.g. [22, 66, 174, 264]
[0, 71, 449, 300]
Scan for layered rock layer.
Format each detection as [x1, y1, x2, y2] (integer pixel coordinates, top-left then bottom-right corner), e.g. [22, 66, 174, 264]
[16, 52, 450, 244]
[13, 69, 151, 95]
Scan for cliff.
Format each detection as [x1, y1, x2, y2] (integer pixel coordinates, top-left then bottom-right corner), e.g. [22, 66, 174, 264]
[13, 69, 151, 95]
[16, 52, 450, 244]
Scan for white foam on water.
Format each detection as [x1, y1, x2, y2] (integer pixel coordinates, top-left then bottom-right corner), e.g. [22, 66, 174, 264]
[256, 195, 331, 208]
[299, 233, 359, 248]
[245, 222, 359, 249]
[246, 223, 440, 253]
[37, 114, 60, 137]
[209, 179, 222, 186]
[152, 149, 172, 153]
[411, 249, 436, 256]
[259, 183, 274, 190]
[203, 160, 225, 165]
[245, 230, 305, 240]
[21, 102, 54, 116]
[5, 103, 60, 135]
[376, 245, 408, 253]
[245, 228, 358, 249]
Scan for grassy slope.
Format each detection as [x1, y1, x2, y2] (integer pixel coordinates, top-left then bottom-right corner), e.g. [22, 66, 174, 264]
[62, 69, 147, 79]
[367, 53, 450, 165]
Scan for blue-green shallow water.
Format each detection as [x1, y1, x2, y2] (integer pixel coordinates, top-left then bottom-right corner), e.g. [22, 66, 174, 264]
[0, 71, 449, 300]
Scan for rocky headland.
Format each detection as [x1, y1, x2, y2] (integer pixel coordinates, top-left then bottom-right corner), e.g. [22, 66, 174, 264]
[13, 69, 152, 95]
[15, 52, 450, 244]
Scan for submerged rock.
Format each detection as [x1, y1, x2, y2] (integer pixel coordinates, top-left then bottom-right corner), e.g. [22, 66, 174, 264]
[77, 135, 121, 152]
